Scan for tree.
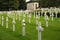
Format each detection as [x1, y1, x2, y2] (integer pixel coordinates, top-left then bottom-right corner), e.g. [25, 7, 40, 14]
[0, 0, 9, 10]
[9, 0, 19, 10]
[18, 0, 26, 10]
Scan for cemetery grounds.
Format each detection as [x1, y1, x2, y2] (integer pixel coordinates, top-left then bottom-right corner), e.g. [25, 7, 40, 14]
[0, 12, 60, 40]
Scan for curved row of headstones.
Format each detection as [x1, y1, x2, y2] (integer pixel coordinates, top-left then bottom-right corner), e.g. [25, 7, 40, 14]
[0, 10, 59, 40]
[1, 15, 44, 40]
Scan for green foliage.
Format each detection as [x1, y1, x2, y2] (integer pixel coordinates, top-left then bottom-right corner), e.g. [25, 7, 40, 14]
[18, 0, 26, 10]
[0, 0, 9, 10]
[9, 0, 19, 10]
[31, 0, 60, 8]
[0, 0, 60, 10]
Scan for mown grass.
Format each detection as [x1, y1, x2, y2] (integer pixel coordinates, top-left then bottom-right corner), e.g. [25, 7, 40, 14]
[0, 13, 60, 40]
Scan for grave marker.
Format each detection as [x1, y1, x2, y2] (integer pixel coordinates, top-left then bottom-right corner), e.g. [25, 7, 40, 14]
[44, 12, 47, 17]
[55, 12, 58, 18]
[2, 16, 4, 26]
[28, 14, 31, 23]
[36, 15, 39, 25]
[12, 18, 16, 32]
[16, 14, 17, 20]
[50, 12, 52, 17]
[23, 13, 26, 18]
[34, 11, 35, 18]
[22, 18, 25, 36]
[19, 14, 21, 21]
[36, 22, 44, 40]
[6, 17, 8, 28]
[38, 11, 40, 17]
[45, 15, 49, 27]
[51, 13, 54, 21]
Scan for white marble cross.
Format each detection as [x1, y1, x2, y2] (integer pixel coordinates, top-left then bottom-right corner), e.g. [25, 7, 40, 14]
[28, 14, 31, 23]
[23, 13, 26, 18]
[54, 8, 58, 18]
[41, 12, 43, 16]
[0, 15, 1, 20]
[51, 13, 54, 21]
[6, 17, 8, 28]
[49, 8, 52, 17]
[41, 8, 44, 16]
[36, 22, 44, 40]
[25, 10, 29, 18]
[22, 18, 25, 36]
[44, 12, 47, 17]
[34, 11, 35, 18]
[12, 18, 16, 32]
[16, 14, 17, 20]
[2, 16, 4, 26]
[19, 14, 21, 21]
[36, 15, 39, 25]
[50, 12, 52, 17]
[55, 12, 58, 18]
[38, 11, 40, 17]
[45, 15, 49, 27]
[36, 11, 38, 17]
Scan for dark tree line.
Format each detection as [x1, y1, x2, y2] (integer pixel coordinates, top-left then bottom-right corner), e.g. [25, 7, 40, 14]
[31, 0, 60, 8]
[0, 0, 26, 11]
[0, 0, 9, 10]
[0, 0, 60, 11]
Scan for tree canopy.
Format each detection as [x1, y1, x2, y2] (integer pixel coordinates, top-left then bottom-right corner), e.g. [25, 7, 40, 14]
[0, 0, 60, 11]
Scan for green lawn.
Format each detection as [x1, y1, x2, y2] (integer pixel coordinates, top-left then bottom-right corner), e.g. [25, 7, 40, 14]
[0, 13, 60, 40]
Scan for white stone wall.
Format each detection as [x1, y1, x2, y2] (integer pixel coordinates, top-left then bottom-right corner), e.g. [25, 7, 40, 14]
[27, 2, 39, 10]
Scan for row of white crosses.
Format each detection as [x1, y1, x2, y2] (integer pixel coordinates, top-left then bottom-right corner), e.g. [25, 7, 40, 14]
[6, 9, 58, 23]
[1, 14, 45, 40]
[23, 10, 32, 23]
[49, 7, 59, 18]
[44, 10, 49, 27]
[7, 11, 26, 35]
[1, 9, 59, 40]
[33, 10, 49, 27]
[33, 10, 41, 19]
[16, 10, 45, 39]
[44, 9, 54, 21]
[44, 9, 49, 27]
[2, 16, 16, 32]
[40, 8, 60, 19]
[1, 10, 57, 40]
[18, 10, 23, 21]
[35, 10, 49, 40]
[1, 15, 26, 36]
[0, 12, 54, 40]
